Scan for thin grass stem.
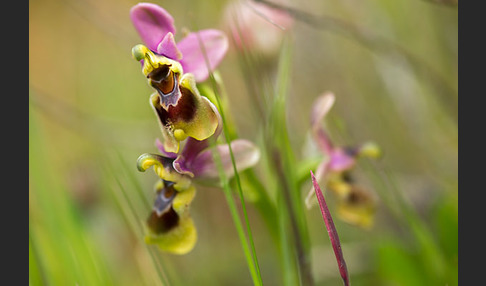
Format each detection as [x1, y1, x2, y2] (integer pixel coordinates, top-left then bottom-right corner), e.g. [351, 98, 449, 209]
[192, 28, 263, 285]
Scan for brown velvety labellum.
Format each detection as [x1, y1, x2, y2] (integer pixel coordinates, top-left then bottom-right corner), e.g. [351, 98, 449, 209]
[167, 86, 196, 122]
[147, 207, 180, 234]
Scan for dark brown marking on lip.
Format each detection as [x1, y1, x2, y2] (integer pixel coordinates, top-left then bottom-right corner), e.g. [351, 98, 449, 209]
[148, 65, 173, 94]
[152, 94, 170, 126]
[346, 186, 371, 205]
[149, 65, 181, 108]
[147, 207, 180, 234]
[167, 86, 196, 122]
[149, 180, 180, 234]
[342, 171, 354, 183]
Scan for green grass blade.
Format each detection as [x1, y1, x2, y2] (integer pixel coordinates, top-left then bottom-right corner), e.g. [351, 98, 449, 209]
[266, 36, 314, 286]
[192, 29, 264, 285]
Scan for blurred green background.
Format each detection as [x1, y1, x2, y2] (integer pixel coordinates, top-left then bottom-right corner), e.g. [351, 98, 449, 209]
[29, 0, 457, 285]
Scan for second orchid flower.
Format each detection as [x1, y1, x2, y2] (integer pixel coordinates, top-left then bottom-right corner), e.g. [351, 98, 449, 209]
[306, 92, 381, 229]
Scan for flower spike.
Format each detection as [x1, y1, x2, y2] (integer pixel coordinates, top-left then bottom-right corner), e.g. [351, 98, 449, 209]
[131, 3, 260, 256]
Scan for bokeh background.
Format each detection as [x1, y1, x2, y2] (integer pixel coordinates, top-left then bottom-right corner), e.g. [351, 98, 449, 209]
[29, 0, 457, 285]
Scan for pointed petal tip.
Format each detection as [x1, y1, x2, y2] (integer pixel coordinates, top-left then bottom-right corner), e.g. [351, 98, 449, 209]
[130, 3, 176, 52]
[311, 92, 336, 128]
[157, 32, 183, 60]
[311, 170, 350, 286]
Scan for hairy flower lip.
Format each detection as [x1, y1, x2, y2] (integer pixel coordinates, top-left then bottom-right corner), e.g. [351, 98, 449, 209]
[147, 207, 180, 235]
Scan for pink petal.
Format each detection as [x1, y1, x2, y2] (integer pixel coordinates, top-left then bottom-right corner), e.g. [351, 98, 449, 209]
[311, 92, 335, 129]
[311, 92, 336, 154]
[173, 137, 211, 177]
[314, 127, 334, 155]
[130, 3, 176, 52]
[328, 149, 357, 172]
[311, 171, 350, 286]
[177, 29, 228, 82]
[191, 139, 260, 180]
[157, 32, 182, 60]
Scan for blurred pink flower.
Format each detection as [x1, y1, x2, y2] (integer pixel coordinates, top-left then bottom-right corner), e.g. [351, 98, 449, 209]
[306, 92, 381, 228]
[222, 0, 293, 56]
[131, 2, 228, 82]
[309, 93, 380, 181]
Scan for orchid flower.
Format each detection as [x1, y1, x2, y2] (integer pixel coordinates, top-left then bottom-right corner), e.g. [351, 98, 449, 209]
[130, 3, 229, 153]
[130, 2, 228, 82]
[136, 115, 260, 254]
[305, 92, 381, 228]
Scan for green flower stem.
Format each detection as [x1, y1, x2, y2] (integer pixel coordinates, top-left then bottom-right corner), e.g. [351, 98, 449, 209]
[207, 92, 263, 286]
[267, 38, 313, 286]
[194, 31, 263, 285]
[276, 185, 300, 286]
[272, 150, 314, 286]
[200, 72, 280, 242]
[209, 139, 262, 286]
